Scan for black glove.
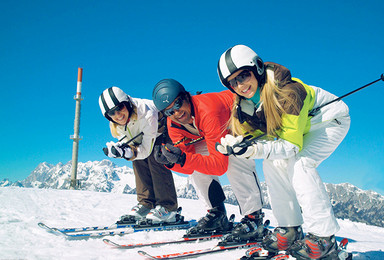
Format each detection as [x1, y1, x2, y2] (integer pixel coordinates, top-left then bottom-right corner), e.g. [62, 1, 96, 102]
[161, 143, 186, 167]
[154, 145, 174, 168]
[154, 145, 170, 164]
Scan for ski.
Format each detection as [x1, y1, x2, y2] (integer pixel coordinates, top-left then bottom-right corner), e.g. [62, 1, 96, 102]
[137, 241, 261, 259]
[239, 238, 353, 260]
[103, 232, 227, 249]
[38, 219, 197, 239]
[38, 222, 135, 233]
[38, 222, 135, 238]
[104, 214, 236, 249]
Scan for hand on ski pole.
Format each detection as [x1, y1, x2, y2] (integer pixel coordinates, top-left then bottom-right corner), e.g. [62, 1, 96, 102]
[161, 143, 186, 167]
[216, 134, 259, 158]
[154, 145, 172, 165]
[215, 134, 243, 155]
[103, 141, 133, 159]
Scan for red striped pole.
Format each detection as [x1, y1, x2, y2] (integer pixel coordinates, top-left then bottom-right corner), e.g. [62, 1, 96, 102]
[70, 68, 83, 189]
[76, 67, 83, 97]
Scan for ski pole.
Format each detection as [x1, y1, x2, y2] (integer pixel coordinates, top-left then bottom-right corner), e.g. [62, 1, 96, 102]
[220, 74, 384, 153]
[309, 73, 384, 116]
[103, 132, 144, 156]
[229, 133, 267, 155]
[216, 133, 267, 156]
[118, 132, 144, 146]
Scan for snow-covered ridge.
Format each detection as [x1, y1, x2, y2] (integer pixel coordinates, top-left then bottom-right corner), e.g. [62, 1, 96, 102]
[1, 160, 383, 228]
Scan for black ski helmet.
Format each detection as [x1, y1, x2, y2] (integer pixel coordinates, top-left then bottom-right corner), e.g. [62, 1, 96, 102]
[99, 86, 133, 122]
[217, 44, 265, 92]
[152, 79, 186, 111]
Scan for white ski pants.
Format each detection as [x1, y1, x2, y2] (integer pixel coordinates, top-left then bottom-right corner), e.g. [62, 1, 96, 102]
[263, 115, 350, 237]
[190, 141, 263, 215]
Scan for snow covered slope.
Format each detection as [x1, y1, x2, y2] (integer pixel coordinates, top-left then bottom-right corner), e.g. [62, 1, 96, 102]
[3, 160, 384, 228]
[1, 187, 383, 259]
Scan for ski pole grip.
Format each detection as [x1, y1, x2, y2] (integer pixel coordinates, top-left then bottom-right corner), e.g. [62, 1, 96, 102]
[381, 73, 384, 81]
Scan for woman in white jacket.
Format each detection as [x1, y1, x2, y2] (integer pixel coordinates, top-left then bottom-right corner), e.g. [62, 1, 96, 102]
[216, 45, 350, 259]
[99, 87, 178, 224]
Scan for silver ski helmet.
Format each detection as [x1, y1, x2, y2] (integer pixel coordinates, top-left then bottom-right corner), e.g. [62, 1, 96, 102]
[99, 86, 133, 121]
[217, 44, 265, 92]
[152, 79, 186, 111]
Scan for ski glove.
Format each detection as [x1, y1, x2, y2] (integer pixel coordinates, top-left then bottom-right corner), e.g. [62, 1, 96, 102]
[154, 145, 174, 168]
[215, 134, 243, 155]
[216, 134, 256, 158]
[161, 143, 186, 167]
[103, 141, 133, 159]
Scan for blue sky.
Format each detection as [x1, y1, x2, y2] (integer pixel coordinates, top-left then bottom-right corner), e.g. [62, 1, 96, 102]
[0, 0, 383, 195]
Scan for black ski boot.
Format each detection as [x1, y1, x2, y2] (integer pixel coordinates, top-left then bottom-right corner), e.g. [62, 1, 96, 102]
[185, 206, 230, 236]
[289, 233, 338, 259]
[221, 210, 268, 245]
[232, 210, 265, 240]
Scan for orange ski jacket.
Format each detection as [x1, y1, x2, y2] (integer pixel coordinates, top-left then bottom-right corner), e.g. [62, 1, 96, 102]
[167, 90, 235, 175]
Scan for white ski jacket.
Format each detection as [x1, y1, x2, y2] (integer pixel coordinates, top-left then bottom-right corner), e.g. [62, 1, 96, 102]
[115, 97, 160, 160]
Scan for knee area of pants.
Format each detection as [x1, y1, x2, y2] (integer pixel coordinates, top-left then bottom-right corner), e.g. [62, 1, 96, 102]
[295, 157, 317, 169]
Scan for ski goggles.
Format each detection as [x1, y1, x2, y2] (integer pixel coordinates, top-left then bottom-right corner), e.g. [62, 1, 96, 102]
[163, 97, 184, 117]
[107, 103, 125, 117]
[228, 70, 252, 89]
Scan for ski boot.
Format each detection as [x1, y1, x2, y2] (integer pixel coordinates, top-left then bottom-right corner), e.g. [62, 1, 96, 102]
[288, 233, 338, 259]
[145, 205, 177, 224]
[262, 226, 304, 253]
[222, 210, 268, 245]
[232, 210, 266, 241]
[116, 204, 151, 224]
[184, 206, 230, 237]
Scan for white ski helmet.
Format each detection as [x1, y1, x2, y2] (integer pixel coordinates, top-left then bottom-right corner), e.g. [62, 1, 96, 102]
[217, 44, 265, 92]
[99, 86, 132, 121]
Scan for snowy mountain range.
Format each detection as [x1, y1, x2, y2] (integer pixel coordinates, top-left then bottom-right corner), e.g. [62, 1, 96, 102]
[1, 160, 383, 228]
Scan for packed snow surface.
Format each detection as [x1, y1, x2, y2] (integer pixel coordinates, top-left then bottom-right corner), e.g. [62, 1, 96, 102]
[1, 187, 383, 259]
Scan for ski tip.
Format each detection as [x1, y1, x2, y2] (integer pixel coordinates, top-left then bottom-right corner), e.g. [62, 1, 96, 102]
[38, 222, 59, 232]
[138, 250, 156, 259]
[38, 222, 50, 229]
[103, 238, 121, 247]
[38, 222, 46, 228]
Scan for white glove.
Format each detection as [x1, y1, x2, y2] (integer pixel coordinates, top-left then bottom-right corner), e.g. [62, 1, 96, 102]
[233, 143, 256, 158]
[216, 134, 257, 159]
[215, 134, 244, 155]
[104, 141, 133, 159]
[231, 135, 258, 158]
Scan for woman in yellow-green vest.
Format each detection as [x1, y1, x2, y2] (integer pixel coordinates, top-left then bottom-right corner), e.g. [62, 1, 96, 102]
[216, 45, 350, 259]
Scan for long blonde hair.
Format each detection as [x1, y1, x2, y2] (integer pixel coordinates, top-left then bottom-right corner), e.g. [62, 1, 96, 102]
[110, 104, 138, 138]
[229, 68, 301, 136]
